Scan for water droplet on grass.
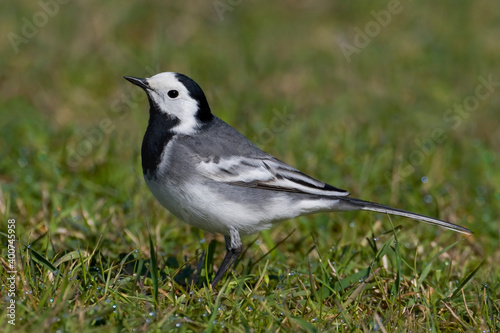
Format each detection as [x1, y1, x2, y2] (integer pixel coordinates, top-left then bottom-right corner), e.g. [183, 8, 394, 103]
[18, 157, 28, 168]
[424, 195, 433, 204]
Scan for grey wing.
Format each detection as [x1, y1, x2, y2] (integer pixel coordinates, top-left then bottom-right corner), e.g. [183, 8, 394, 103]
[196, 155, 349, 197]
[188, 116, 349, 196]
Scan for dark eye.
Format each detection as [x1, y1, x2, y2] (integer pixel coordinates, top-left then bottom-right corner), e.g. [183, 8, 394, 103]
[167, 90, 179, 98]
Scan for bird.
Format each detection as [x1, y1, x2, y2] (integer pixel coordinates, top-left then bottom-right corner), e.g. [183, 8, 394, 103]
[124, 72, 472, 288]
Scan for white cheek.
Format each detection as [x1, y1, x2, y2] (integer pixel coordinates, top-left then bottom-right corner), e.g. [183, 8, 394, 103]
[170, 98, 201, 135]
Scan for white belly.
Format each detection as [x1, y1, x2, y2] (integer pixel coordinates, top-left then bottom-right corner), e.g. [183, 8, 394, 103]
[144, 176, 336, 236]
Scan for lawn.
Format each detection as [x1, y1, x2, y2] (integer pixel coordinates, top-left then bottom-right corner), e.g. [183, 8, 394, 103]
[1, 0, 499, 331]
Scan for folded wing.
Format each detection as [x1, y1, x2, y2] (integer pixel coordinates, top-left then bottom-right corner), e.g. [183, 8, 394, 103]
[196, 156, 349, 197]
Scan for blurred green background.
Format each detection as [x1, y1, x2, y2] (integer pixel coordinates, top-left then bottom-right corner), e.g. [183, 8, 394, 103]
[1, 0, 499, 331]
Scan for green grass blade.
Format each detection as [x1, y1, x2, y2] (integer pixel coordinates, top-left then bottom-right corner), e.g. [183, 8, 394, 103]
[417, 240, 461, 288]
[54, 250, 87, 267]
[449, 260, 485, 300]
[28, 246, 57, 273]
[149, 233, 159, 307]
[334, 267, 371, 292]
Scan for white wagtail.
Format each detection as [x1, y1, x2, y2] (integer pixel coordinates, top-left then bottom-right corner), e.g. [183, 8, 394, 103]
[124, 72, 472, 287]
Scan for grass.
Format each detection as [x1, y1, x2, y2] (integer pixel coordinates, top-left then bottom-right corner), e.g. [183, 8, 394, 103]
[1, 0, 499, 331]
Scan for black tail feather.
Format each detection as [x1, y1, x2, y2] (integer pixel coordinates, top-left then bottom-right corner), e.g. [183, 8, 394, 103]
[340, 197, 472, 235]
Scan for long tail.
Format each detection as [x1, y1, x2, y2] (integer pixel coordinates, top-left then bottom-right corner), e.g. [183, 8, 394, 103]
[339, 197, 473, 235]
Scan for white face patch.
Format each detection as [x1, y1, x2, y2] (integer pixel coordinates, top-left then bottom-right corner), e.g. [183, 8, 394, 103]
[146, 72, 201, 135]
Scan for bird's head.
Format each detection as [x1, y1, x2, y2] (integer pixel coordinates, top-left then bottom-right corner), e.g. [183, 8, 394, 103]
[124, 72, 212, 134]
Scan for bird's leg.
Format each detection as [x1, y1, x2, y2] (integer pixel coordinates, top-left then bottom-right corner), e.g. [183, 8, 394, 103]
[211, 228, 242, 288]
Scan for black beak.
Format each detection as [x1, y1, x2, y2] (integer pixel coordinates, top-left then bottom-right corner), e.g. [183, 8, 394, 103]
[123, 76, 151, 90]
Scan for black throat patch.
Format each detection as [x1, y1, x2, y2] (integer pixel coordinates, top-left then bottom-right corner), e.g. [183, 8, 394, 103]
[141, 97, 180, 176]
